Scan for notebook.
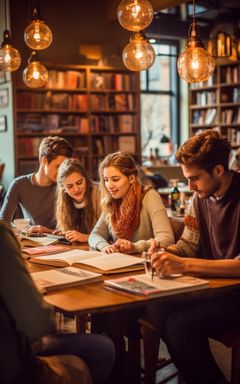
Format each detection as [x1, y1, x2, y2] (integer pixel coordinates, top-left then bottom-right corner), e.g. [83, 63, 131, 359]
[31, 267, 102, 292]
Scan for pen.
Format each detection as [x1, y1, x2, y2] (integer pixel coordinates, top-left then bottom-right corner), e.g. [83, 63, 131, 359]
[151, 267, 155, 281]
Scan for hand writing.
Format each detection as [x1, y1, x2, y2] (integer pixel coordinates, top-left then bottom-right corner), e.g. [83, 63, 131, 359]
[151, 251, 186, 276]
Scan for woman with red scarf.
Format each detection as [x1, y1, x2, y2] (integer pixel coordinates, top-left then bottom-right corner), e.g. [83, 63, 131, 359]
[88, 151, 174, 253]
[88, 152, 174, 384]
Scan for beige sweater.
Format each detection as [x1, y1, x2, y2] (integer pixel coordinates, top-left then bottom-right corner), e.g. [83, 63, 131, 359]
[88, 188, 174, 253]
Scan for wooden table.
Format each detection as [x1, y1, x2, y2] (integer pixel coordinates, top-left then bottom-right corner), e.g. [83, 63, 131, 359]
[28, 248, 240, 384]
[29, 260, 240, 317]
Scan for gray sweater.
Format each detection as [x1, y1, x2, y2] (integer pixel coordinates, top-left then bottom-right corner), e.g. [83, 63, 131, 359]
[0, 174, 56, 229]
[88, 188, 174, 253]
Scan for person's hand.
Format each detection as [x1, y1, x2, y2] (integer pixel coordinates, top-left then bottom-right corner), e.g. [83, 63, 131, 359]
[28, 225, 51, 235]
[113, 239, 134, 253]
[52, 229, 63, 236]
[151, 251, 186, 276]
[148, 238, 159, 254]
[65, 230, 88, 243]
[101, 245, 117, 254]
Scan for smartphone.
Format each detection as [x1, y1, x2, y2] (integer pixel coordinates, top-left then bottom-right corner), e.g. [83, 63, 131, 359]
[44, 233, 71, 245]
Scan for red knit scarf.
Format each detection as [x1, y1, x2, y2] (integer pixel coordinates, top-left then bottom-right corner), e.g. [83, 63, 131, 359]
[110, 181, 143, 240]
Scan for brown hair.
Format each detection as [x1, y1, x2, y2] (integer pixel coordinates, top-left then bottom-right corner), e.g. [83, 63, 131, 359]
[98, 151, 139, 215]
[39, 136, 73, 163]
[56, 158, 96, 233]
[175, 130, 231, 173]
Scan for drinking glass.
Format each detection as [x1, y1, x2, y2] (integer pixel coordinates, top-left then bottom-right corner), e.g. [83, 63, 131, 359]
[142, 251, 153, 276]
[13, 218, 30, 235]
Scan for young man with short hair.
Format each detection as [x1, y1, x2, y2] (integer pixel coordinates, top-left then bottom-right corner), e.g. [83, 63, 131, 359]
[149, 130, 240, 384]
[0, 136, 73, 233]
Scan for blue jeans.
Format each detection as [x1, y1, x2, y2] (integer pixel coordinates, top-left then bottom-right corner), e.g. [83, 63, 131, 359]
[146, 289, 240, 384]
[35, 332, 115, 384]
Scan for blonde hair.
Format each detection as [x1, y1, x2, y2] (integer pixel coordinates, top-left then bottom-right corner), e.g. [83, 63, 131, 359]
[56, 158, 95, 232]
[98, 151, 139, 217]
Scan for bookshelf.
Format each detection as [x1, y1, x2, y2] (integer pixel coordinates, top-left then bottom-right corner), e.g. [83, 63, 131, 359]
[14, 64, 141, 179]
[189, 59, 240, 148]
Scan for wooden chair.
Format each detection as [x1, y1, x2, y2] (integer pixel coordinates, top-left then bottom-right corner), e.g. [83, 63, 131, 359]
[210, 329, 240, 384]
[138, 318, 183, 384]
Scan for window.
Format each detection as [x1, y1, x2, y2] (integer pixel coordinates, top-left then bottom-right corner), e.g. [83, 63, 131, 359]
[140, 41, 179, 162]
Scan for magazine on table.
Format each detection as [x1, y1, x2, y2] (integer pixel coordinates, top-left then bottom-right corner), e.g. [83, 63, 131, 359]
[104, 274, 209, 296]
[22, 244, 70, 258]
[29, 249, 144, 274]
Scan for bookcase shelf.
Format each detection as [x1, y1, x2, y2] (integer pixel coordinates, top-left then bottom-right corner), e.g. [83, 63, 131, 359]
[14, 63, 141, 178]
[189, 59, 240, 147]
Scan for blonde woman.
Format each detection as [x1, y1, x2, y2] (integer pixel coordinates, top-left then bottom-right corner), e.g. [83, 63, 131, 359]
[89, 151, 174, 253]
[89, 152, 174, 384]
[55, 158, 101, 243]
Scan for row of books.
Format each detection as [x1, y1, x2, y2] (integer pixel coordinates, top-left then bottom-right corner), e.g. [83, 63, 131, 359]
[190, 75, 216, 89]
[227, 128, 240, 146]
[221, 65, 240, 84]
[17, 113, 89, 133]
[17, 92, 88, 111]
[17, 137, 42, 157]
[46, 70, 86, 89]
[93, 136, 136, 157]
[90, 72, 135, 90]
[192, 108, 217, 125]
[193, 91, 217, 106]
[221, 108, 240, 125]
[90, 93, 134, 111]
[90, 114, 134, 133]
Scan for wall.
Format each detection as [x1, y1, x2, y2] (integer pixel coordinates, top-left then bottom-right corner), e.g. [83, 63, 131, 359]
[0, 0, 15, 189]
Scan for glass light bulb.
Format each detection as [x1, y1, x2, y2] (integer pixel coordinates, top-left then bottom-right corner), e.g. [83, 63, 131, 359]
[177, 46, 215, 83]
[117, 0, 153, 32]
[22, 61, 48, 88]
[0, 44, 21, 72]
[122, 33, 155, 71]
[24, 20, 53, 50]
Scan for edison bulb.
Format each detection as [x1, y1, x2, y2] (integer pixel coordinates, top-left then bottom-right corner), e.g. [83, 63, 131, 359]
[23, 61, 48, 88]
[117, 0, 153, 32]
[24, 20, 52, 50]
[0, 44, 21, 72]
[122, 33, 155, 71]
[177, 46, 215, 83]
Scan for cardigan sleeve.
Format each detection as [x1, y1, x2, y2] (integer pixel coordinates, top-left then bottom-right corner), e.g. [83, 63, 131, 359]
[167, 196, 200, 257]
[88, 212, 111, 251]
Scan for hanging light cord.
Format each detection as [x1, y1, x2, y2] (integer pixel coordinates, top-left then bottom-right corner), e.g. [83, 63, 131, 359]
[4, 0, 8, 29]
[192, 0, 195, 23]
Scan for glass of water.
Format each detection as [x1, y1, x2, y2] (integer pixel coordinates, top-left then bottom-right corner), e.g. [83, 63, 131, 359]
[142, 251, 153, 276]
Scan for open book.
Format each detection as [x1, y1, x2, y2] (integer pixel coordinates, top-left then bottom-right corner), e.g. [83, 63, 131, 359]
[29, 249, 144, 274]
[105, 274, 209, 296]
[18, 235, 58, 248]
[31, 267, 102, 292]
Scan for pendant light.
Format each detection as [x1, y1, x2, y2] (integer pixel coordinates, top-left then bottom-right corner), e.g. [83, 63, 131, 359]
[0, 0, 21, 72]
[122, 32, 155, 71]
[117, 0, 153, 32]
[22, 51, 48, 88]
[177, 0, 215, 83]
[24, 6, 53, 50]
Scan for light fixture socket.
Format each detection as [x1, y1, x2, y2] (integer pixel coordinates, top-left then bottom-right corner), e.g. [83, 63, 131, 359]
[32, 6, 44, 22]
[186, 21, 204, 49]
[2, 29, 12, 47]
